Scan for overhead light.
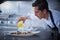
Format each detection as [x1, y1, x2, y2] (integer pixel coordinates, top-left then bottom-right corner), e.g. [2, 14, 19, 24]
[1, 1, 12, 9]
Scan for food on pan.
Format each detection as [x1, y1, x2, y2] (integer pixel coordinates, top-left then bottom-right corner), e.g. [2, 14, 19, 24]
[11, 32, 32, 34]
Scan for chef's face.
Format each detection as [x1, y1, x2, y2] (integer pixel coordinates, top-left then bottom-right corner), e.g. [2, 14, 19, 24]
[33, 6, 45, 19]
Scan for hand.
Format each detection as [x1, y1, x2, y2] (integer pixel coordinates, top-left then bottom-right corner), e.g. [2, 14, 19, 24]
[18, 16, 29, 23]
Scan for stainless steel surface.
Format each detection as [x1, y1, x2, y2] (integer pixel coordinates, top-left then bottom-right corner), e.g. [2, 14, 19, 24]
[0, 27, 4, 40]
[4, 30, 52, 40]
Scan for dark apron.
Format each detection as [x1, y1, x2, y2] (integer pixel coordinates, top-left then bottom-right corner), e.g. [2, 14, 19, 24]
[48, 10, 59, 40]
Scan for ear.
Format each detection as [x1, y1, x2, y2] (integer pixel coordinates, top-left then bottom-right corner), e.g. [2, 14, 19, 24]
[43, 9, 47, 14]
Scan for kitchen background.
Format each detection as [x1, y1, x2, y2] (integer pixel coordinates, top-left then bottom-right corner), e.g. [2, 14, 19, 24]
[0, 0, 60, 40]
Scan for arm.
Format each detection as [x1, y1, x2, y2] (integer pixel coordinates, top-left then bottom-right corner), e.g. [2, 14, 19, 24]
[18, 16, 30, 23]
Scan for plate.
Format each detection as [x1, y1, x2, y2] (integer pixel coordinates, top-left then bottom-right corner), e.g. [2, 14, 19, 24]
[8, 31, 40, 36]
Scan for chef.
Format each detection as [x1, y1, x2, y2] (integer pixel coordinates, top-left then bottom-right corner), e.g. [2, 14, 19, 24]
[18, 0, 60, 40]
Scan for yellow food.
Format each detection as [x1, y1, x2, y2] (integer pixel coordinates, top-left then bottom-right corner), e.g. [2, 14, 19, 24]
[17, 21, 24, 28]
[11, 32, 32, 34]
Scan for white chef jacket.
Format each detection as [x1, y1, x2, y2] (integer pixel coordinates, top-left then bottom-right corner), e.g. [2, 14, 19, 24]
[19, 9, 60, 34]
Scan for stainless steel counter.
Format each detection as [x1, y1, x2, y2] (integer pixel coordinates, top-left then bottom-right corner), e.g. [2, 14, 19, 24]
[4, 30, 52, 40]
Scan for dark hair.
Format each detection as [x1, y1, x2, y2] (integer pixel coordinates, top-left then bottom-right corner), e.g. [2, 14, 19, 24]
[32, 0, 49, 11]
